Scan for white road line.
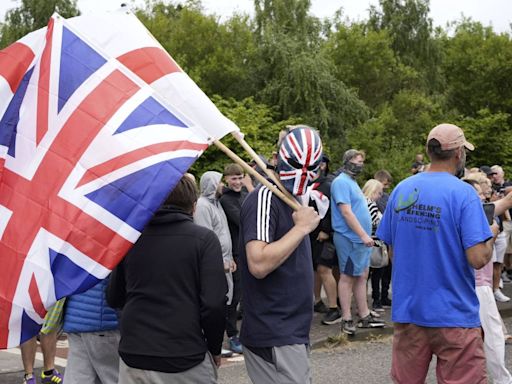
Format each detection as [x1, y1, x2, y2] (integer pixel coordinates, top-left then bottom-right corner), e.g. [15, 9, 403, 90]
[226, 355, 245, 362]
[3, 348, 68, 367]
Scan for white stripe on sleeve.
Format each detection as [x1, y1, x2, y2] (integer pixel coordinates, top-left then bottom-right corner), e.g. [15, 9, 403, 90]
[257, 187, 273, 242]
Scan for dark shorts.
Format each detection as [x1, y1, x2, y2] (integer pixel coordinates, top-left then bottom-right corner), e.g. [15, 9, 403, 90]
[311, 241, 338, 270]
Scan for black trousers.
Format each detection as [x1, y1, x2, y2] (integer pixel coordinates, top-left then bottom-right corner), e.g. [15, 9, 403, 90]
[226, 266, 241, 337]
[370, 263, 392, 302]
[381, 263, 392, 300]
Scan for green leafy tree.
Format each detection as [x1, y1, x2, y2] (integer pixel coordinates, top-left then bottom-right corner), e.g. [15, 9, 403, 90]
[345, 90, 443, 181]
[324, 23, 406, 109]
[0, 0, 80, 48]
[367, 0, 443, 92]
[254, 0, 320, 44]
[252, 0, 369, 164]
[191, 96, 285, 176]
[136, 1, 257, 99]
[457, 109, 512, 172]
[442, 20, 512, 118]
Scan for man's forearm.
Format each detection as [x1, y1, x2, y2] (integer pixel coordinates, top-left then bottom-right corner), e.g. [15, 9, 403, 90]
[246, 226, 308, 279]
[467, 239, 495, 269]
[342, 209, 367, 239]
[494, 197, 512, 216]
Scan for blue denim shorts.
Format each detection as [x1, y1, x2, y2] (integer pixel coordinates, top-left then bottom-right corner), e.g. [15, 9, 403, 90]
[333, 233, 371, 276]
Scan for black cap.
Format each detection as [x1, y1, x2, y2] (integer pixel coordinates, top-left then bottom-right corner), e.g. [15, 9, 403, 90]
[480, 165, 496, 176]
[249, 154, 271, 167]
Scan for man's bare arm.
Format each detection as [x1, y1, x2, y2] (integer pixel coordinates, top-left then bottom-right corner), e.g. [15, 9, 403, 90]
[339, 203, 374, 247]
[466, 222, 499, 269]
[494, 192, 512, 216]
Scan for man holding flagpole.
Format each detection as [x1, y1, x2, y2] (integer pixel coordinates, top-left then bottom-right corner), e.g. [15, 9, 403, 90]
[238, 126, 322, 384]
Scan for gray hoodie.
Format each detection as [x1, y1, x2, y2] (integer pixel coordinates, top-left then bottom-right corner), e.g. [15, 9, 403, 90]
[194, 171, 234, 303]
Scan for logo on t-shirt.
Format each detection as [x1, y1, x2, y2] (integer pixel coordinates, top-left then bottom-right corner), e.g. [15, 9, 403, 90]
[394, 189, 419, 212]
[395, 189, 442, 232]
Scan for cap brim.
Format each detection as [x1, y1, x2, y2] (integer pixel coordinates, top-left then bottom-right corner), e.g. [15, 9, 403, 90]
[464, 141, 475, 151]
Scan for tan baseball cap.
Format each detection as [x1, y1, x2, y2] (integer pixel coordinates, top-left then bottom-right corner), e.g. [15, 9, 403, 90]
[427, 123, 474, 151]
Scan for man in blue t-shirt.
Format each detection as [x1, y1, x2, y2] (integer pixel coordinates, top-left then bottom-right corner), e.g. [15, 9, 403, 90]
[377, 123, 498, 384]
[331, 149, 385, 335]
[239, 126, 321, 384]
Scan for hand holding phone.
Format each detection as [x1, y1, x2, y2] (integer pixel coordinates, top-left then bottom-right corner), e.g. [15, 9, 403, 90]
[483, 203, 495, 226]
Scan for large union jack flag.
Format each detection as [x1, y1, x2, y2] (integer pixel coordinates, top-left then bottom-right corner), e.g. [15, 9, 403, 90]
[0, 11, 237, 348]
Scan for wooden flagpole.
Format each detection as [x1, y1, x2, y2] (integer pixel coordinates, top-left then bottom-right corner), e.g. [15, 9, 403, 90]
[231, 131, 296, 203]
[213, 139, 301, 211]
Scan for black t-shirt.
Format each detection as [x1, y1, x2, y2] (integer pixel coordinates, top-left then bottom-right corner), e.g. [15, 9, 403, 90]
[411, 161, 425, 173]
[220, 187, 248, 258]
[492, 180, 512, 193]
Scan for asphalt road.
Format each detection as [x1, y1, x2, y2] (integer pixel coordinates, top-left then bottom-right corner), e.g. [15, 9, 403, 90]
[218, 331, 512, 384]
[3, 308, 512, 383]
[3, 332, 512, 384]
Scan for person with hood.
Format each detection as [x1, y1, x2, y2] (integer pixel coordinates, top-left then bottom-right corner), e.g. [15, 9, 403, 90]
[331, 149, 385, 336]
[107, 175, 227, 383]
[195, 170, 236, 357]
[239, 126, 321, 384]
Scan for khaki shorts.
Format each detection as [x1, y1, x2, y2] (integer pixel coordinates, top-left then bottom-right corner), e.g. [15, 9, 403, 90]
[391, 323, 486, 384]
[493, 232, 508, 264]
[502, 221, 512, 254]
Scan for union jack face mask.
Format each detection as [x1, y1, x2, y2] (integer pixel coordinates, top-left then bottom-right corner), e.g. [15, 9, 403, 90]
[277, 126, 323, 196]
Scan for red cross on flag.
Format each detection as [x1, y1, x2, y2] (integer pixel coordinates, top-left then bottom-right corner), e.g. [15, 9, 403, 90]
[0, 9, 238, 348]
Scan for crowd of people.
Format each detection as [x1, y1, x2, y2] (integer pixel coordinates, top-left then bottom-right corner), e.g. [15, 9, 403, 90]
[20, 123, 512, 384]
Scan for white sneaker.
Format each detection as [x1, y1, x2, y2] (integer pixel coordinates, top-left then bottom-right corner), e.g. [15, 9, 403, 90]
[500, 278, 504, 289]
[502, 272, 512, 283]
[494, 289, 511, 302]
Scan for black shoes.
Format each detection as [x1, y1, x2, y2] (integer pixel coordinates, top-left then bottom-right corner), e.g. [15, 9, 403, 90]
[372, 299, 385, 312]
[321, 308, 342, 325]
[314, 300, 328, 313]
[381, 297, 392, 308]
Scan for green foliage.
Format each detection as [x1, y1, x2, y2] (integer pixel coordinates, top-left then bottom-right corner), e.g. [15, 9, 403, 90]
[257, 35, 369, 130]
[345, 90, 443, 182]
[2, 0, 512, 182]
[136, 1, 257, 99]
[254, 0, 321, 44]
[190, 96, 285, 176]
[367, 0, 443, 92]
[443, 20, 512, 117]
[0, 0, 80, 48]
[324, 23, 403, 108]
[252, 0, 369, 165]
[458, 110, 512, 174]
